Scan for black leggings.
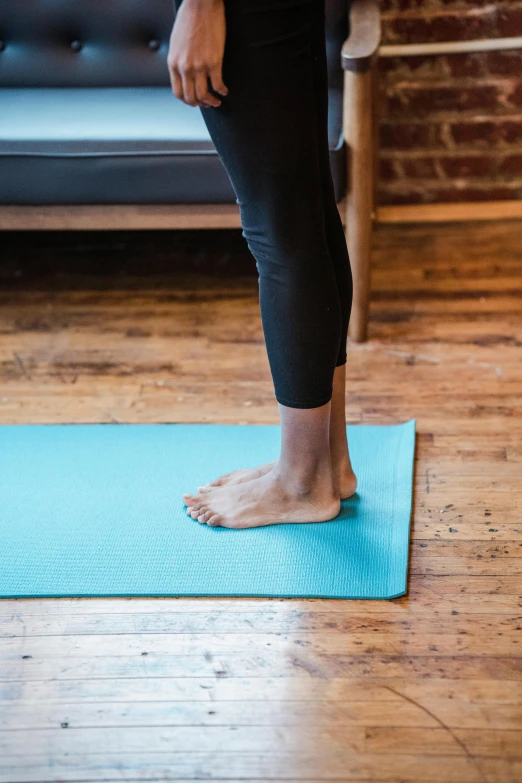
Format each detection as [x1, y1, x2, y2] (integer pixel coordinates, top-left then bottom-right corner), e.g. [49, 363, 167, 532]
[176, 0, 352, 408]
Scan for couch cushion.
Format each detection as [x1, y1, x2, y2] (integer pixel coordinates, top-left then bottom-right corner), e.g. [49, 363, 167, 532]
[0, 87, 346, 205]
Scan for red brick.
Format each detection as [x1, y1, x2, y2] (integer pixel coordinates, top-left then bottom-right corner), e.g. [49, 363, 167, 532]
[386, 84, 501, 116]
[498, 154, 522, 176]
[497, 6, 522, 37]
[379, 121, 432, 149]
[378, 188, 425, 206]
[500, 120, 522, 144]
[431, 123, 453, 149]
[378, 55, 447, 81]
[402, 156, 439, 178]
[486, 51, 522, 77]
[379, 183, 520, 205]
[509, 82, 522, 109]
[439, 155, 496, 178]
[379, 157, 400, 181]
[382, 0, 494, 9]
[446, 53, 485, 79]
[449, 119, 522, 146]
[382, 12, 494, 45]
[380, 0, 426, 11]
[438, 0, 499, 6]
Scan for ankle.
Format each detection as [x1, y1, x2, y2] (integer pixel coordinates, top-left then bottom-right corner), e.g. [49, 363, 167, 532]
[331, 450, 354, 473]
[276, 457, 336, 497]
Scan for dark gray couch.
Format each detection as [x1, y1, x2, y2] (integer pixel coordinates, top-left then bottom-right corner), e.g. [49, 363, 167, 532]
[0, 0, 349, 205]
[0, 0, 380, 340]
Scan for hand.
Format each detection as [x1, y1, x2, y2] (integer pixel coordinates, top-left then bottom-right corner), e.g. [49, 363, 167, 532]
[168, 0, 229, 108]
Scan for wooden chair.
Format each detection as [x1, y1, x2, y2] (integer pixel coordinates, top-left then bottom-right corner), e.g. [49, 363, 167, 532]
[342, 0, 381, 342]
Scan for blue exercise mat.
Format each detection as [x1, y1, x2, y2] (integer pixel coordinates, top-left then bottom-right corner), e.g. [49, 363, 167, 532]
[0, 420, 415, 599]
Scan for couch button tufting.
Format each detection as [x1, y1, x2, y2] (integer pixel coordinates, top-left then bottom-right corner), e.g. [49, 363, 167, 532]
[148, 39, 160, 52]
[70, 40, 83, 52]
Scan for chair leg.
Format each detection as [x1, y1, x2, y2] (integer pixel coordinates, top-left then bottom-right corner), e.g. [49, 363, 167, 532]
[343, 65, 375, 343]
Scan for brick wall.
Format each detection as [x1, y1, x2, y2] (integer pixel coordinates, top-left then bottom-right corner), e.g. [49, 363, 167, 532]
[377, 1, 522, 205]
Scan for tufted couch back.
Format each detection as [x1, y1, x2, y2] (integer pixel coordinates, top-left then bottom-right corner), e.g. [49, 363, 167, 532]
[0, 0, 348, 88]
[0, 0, 175, 87]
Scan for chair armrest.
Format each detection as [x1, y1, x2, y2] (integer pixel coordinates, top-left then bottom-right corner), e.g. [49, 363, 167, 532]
[341, 0, 381, 73]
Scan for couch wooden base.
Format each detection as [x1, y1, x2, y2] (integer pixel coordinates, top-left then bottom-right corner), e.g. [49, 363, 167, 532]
[0, 197, 370, 343]
[2, 198, 519, 233]
[0, 201, 345, 231]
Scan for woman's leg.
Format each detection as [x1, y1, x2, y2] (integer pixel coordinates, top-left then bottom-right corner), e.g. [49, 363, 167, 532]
[195, 0, 357, 502]
[182, 0, 345, 526]
[309, 0, 356, 498]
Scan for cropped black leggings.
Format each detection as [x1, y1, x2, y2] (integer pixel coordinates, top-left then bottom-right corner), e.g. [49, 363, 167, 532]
[176, 0, 353, 408]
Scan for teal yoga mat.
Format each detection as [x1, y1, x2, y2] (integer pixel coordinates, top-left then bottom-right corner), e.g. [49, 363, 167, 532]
[0, 420, 415, 600]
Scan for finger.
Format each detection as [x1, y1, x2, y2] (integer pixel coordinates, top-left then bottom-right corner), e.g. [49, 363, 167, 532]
[195, 70, 221, 108]
[181, 70, 198, 107]
[209, 64, 229, 97]
[169, 67, 184, 101]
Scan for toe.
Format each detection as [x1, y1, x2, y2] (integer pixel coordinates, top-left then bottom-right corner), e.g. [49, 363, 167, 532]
[199, 510, 213, 524]
[207, 514, 223, 527]
[182, 493, 198, 505]
[198, 486, 218, 496]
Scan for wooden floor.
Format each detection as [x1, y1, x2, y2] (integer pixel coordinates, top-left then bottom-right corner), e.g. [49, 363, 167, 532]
[1, 220, 521, 782]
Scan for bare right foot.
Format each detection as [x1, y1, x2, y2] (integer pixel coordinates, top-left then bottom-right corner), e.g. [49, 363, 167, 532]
[185, 460, 341, 529]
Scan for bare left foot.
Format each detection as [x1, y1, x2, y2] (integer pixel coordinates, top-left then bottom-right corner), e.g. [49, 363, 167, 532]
[182, 468, 340, 529]
[197, 457, 357, 500]
[196, 460, 276, 493]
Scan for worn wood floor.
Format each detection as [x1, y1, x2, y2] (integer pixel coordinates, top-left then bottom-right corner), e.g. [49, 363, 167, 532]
[1, 220, 521, 782]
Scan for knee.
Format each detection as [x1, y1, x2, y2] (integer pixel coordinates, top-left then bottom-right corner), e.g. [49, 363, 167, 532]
[242, 219, 331, 284]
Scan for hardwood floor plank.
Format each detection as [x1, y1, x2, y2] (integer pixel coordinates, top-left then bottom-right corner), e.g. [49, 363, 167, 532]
[3, 677, 522, 706]
[1, 609, 521, 637]
[2, 653, 522, 683]
[1, 702, 521, 733]
[0, 751, 503, 783]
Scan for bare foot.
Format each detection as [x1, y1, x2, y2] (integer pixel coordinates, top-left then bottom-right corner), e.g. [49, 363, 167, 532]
[196, 366, 359, 503]
[183, 468, 340, 529]
[197, 367, 358, 501]
[197, 460, 275, 493]
[335, 460, 358, 500]
[198, 458, 357, 500]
